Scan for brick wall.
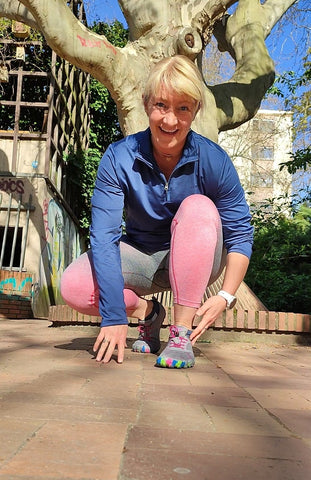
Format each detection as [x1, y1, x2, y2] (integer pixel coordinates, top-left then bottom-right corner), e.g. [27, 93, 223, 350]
[0, 271, 33, 319]
[48, 304, 311, 335]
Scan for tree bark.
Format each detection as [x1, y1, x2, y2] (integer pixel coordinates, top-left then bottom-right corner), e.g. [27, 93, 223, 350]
[0, 0, 297, 140]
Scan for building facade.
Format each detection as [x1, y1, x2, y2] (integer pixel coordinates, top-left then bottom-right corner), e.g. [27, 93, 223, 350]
[0, 13, 89, 318]
[219, 109, 293, 212]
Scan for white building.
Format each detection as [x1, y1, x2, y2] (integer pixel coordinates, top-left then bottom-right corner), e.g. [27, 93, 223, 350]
[219, 109, 293, 211]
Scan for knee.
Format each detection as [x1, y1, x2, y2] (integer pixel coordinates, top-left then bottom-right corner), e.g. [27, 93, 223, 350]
[60, 251, 93, 303]
[176, 194, 219, 222]
[60, 262, 78, 303]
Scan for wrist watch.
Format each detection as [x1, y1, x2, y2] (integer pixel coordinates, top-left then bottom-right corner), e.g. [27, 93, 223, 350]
[217, 290, 237, 309]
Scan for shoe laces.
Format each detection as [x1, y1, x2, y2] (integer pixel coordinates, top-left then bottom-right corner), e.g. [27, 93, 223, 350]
[137, 324, 151, 341]
[168, 326, 189, 349]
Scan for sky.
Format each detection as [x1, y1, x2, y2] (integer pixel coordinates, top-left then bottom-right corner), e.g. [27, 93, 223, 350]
[84, 0, 125, 25]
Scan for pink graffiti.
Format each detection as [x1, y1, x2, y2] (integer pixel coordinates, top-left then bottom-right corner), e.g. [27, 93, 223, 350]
[0, 178, 24, 194]
[77, 34, 117, 55]
[42, 198, 49, 242]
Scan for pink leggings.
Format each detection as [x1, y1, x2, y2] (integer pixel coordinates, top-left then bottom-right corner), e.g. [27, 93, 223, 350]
[61, 195, 225, 315]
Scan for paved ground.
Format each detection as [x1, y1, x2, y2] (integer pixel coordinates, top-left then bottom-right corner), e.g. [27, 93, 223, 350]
[0, 318, 311, 480]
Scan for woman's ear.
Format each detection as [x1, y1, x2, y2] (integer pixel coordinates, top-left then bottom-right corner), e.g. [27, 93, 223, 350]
[143, 95, 150, 116]
[192, 101, 201, 120]
[196, 102, 201, 115]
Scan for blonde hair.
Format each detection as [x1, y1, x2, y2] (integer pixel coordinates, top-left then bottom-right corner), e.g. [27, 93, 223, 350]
[143, 55, 205, 111]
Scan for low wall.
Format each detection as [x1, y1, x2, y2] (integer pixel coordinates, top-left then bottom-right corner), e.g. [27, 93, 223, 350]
[48, 304, 311, 335]
[0, 270, 33, 319]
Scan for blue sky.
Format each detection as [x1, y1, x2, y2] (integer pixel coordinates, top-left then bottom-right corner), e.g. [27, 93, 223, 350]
[84, 0, 125, 24]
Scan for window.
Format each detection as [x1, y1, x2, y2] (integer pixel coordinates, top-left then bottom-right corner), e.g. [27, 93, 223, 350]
[253, 118, 275, 134]
[252, 145, 274, 160]
[0, 226, 23, 268]
[250, 173, 273, 188]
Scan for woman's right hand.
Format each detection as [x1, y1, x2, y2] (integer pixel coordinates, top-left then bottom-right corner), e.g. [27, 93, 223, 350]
[93, 324, 128, 364]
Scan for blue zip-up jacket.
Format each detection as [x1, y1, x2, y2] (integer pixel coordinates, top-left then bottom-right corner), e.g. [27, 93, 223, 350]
[90, 128, 253, 327]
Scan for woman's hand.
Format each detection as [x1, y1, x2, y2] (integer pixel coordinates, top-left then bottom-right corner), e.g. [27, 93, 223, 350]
[93, 324, 128, 364]
[190, 295, 226, 345]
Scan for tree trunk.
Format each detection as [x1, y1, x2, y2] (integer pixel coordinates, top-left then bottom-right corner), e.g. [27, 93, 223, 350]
[0, 0, 297, 141]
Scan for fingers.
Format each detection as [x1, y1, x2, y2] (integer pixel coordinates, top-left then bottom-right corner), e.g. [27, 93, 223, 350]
[93, 330, 105, 355]
[117, 343, 125, 364]
[93, 325, 127, 364]
[190, 324, 208, 345]
[103, 339, 119, 364]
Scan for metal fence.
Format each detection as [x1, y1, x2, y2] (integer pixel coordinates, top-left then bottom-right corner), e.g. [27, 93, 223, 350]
[0, 193, 35, 271]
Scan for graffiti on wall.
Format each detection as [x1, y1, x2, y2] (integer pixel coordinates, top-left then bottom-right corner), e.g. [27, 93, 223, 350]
[0, 178, 25, 194]
[39, 198, 82, 309]
[0, 276, 32, 295]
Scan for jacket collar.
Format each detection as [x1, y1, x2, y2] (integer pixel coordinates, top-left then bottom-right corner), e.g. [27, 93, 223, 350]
[135, 128, 199, 169]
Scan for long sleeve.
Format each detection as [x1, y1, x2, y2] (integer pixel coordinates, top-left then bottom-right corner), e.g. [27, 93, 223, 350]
[90, 146, 127, 327]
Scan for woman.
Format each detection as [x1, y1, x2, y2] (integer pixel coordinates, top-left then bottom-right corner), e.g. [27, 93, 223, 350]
[61, 55, 253, 368]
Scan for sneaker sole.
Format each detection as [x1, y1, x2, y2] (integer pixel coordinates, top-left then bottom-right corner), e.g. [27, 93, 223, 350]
[131, 302, 166, 354]
[155, 356, 195, 368]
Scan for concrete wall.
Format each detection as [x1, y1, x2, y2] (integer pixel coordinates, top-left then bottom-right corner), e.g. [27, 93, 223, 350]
[0, 138, 84, 318]
[0, 138, 46, 175]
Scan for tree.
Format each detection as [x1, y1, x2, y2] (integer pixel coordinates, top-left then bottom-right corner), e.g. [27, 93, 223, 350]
[269, 46, 311, 194]
[0, 0, 297, 141]
[245, 202, 311, 314]
[65, 20, 129, 234]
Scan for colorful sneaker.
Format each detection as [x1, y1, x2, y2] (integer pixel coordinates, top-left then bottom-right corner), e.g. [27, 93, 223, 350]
[132, 298, 166, 354]
[156, 325, 195, 368]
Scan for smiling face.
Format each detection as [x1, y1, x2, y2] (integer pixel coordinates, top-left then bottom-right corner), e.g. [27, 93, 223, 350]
[144, 86, 199, 162]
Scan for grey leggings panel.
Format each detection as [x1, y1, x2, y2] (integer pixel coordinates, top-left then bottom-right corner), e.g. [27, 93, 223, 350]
[120, 236, 226, 298]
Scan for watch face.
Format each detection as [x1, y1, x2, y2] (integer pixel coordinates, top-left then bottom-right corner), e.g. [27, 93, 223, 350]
[229, 297, 237, 309]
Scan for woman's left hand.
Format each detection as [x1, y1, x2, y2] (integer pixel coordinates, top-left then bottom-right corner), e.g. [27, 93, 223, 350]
[190, 295, 227, 345]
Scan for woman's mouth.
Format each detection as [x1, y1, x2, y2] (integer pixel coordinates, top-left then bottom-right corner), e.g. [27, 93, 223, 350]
[160, 127, 178, 135]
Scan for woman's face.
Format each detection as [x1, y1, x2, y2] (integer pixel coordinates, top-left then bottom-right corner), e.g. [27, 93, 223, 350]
[145, 86, 199, 160]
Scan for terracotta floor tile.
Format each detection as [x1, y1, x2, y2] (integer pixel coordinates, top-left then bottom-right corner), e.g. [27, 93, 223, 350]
[0, 418, 45, 464]
[205, 405, 291, 436]
[121, 450, 311, 480]
[125, 426, 311, 460]
[269, 408, 311, 438]
[228, 374, 311, 390]
[137, 400, 214, 432]
[246, 388, 311, 410]
[141, 384, 257, 408]
[1, 398, 137, 424]
[1, 320, 311, 480]
[0, 421, 127, 480]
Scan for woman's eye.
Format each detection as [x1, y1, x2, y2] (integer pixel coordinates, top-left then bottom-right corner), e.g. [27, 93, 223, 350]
[179, 105, 189, 112]
[155, 102, 166, 109]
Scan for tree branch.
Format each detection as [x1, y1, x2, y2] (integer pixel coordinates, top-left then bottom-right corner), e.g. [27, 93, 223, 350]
[261, 0, 299, 37]
[15, 0, 120, 90]
[191, 0, 236, 43]
[0, 0, 38, 30]
[210, 0, 297, 131]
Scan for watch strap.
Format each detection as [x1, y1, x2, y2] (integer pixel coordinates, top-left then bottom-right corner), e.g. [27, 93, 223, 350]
[217, 290, 237, 309]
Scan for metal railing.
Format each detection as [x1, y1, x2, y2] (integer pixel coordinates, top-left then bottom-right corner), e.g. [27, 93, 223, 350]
[0, 193, 35, 271]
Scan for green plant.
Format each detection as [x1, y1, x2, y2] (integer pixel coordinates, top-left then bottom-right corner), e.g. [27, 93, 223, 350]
[245, 200, 311, 314]
[64, 147, 102, 236]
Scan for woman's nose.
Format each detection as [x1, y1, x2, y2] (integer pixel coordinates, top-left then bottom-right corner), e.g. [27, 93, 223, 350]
[163, 109, 178, 126]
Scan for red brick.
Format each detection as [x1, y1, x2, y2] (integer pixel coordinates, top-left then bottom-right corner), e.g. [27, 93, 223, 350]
[267, 311, 276, 331]
[246, 310, 256, 330]
[236, 310, 245, 329]
[258, 311, 267, 330]
[225, 309, 234, 329]
[214, 312, 224, 328]
[278, 312, 287, 331]
[302, 314, 311, 333]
